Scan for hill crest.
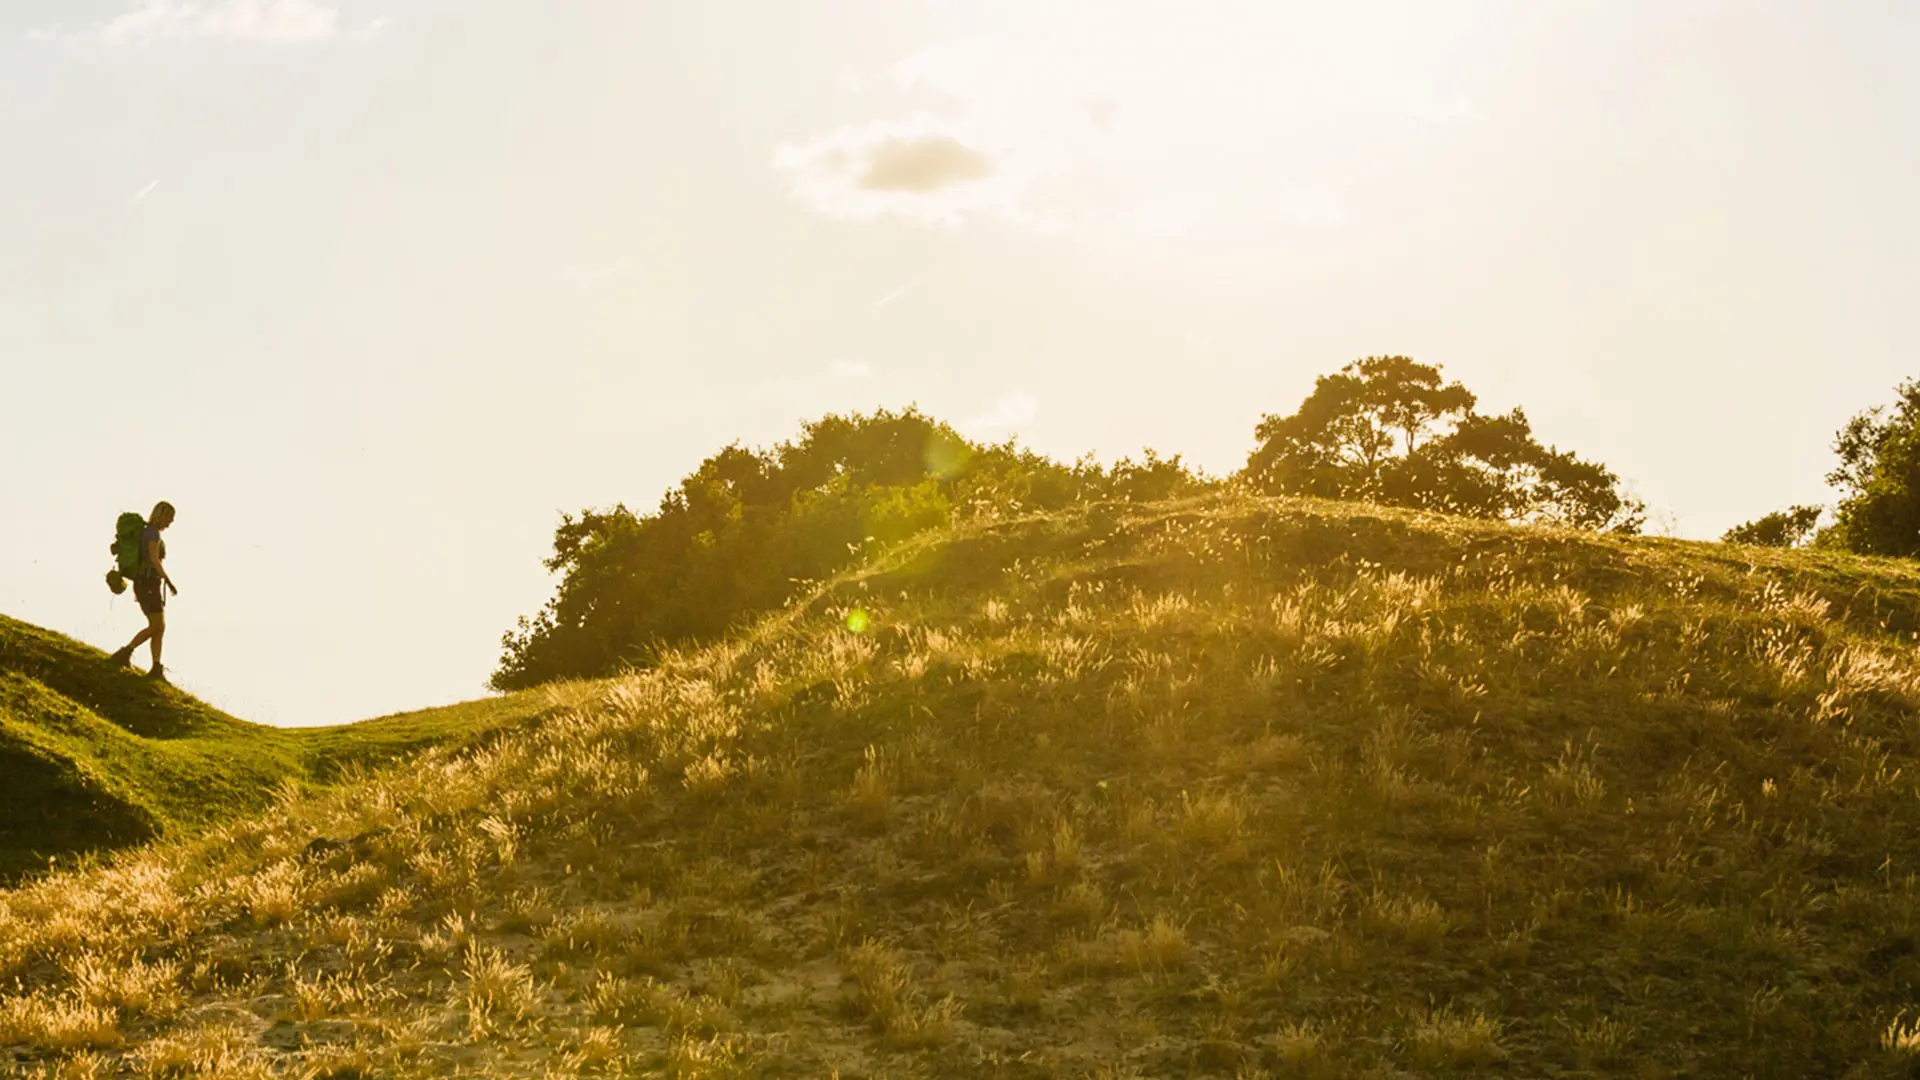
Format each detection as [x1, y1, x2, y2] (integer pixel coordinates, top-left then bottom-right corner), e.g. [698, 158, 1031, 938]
[0, 613, 565, 883]
[10, 495, 1920, 1075]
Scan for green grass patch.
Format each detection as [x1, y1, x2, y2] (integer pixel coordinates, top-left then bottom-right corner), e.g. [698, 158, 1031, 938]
[0, 613, 564, 883]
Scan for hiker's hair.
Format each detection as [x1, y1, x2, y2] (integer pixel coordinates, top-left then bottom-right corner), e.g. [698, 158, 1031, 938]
[150, 501, 176, 526]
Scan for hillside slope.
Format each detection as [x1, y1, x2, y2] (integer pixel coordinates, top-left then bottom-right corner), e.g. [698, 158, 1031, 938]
[10, 495, 1920, 1075]
[0, 614, 570, 883]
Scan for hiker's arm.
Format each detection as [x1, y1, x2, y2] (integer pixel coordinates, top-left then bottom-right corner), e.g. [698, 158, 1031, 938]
[146, 538, 177, 593]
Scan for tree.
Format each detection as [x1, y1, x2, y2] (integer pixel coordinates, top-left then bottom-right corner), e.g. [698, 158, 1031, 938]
[1825, 380, 1920, 558]
[494, 409, 1209, 690]
[1722, 506, 1823, 549]
[1245, 356, 1473, 501]
[1243, 356, 1644, 532]
[1101, 449, 1208, 504]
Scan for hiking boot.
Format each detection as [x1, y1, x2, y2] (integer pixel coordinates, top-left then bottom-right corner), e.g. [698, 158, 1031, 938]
[109, 646, 134, 668]
[148, 664, 169, 685]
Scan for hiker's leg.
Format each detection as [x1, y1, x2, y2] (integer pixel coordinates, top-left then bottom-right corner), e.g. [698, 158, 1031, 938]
[146, 611, 165, 667]
[124, 626, 153, 652]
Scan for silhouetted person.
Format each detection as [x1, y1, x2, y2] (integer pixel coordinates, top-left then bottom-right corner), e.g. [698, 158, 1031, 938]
[111, 501, 178, 683]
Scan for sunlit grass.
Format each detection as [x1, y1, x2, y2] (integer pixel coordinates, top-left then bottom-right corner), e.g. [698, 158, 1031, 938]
[10, 493, 1920, 1074]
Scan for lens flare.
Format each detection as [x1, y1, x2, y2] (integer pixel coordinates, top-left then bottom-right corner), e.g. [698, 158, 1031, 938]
[924, 432, 972, 480]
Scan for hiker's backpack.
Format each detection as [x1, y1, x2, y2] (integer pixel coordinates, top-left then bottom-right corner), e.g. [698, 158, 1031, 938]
[111, 512, 146, 578]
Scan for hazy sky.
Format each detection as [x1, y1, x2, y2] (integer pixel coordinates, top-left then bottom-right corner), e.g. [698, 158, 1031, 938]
[4, 1, 1917, 726]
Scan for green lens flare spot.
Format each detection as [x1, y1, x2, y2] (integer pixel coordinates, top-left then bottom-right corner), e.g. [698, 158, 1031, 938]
[846, 609, 871, 633]
[923, 432, 972, 480]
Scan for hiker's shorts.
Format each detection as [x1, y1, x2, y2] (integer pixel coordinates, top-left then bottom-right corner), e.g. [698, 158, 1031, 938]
[134, 574, 166, 616]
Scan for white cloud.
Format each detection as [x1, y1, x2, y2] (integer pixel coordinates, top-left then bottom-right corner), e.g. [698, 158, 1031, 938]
[830, 361, 872, 381]
[963, 391, 1040, 438]
[98, 0, 341, 44]
[774, 116, 1040, 229]
[780, 5, 1479, 234]
[859, 135, 995, 193]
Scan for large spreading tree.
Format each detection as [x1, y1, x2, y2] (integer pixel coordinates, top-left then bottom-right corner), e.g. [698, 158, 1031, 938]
[1242, 356, 1645, 532]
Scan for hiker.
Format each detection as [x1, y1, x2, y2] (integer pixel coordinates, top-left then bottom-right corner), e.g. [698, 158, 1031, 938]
[110, 501, 179, 683]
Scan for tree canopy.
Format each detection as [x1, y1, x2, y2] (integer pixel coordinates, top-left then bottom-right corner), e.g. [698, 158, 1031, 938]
[1721, 505, 1823, 549]
[1241, 356, 1644, 532]
[1822, 380, 1920, 558]
[493, 409, 1203, 689]
[498, 359, 1651, 689]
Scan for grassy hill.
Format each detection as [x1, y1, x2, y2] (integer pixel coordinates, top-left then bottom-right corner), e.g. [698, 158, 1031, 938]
[0, 613, 573, 884]
[10, 494, 1920, 1075]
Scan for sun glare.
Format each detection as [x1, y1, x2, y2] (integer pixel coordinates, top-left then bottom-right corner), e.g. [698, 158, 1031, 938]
[788, 0, 1492, 235]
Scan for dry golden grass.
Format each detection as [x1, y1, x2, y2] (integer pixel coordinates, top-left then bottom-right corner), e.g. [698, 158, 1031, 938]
[0, 996, 121, 1053]
[1405, 1005, 1505, 1066]
[11, 494, 1920, 1075]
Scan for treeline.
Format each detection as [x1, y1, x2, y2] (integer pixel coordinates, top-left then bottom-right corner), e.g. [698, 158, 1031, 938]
[1723, 379, 1920, 556]
[495, 356, 1645, 688]
[492, 412, 1202, 689]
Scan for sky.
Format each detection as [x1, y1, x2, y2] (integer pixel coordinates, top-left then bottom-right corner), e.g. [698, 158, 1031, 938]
[3, 1, 1918, 726]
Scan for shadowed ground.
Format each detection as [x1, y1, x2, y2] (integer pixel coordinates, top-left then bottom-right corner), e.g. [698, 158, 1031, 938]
[0, 613, 567, 883]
